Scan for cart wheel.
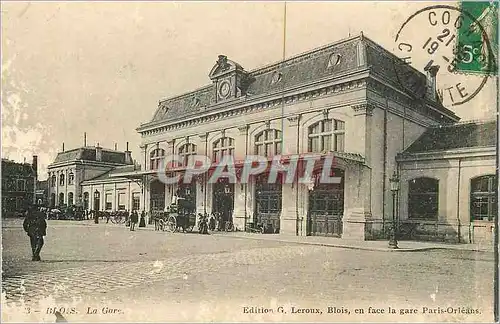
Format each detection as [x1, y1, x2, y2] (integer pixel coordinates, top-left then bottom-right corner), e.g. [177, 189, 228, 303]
[167, 215, 177, 233]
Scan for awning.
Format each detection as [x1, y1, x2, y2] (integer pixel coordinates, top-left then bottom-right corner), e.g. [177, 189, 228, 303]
[108, 169, 157, 179]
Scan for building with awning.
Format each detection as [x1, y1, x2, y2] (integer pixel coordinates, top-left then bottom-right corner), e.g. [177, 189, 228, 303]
[62, 32, 495, 243]
[131, 32, 464, 240]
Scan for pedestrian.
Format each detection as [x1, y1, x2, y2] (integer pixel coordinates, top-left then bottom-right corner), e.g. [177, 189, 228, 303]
[130, 210, 138, 231]
[139, 210, 146, 227]
[23, 207, 47, 261]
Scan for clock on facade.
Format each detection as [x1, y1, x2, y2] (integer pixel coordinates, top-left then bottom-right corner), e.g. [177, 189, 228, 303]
[218, 80, 231, 98]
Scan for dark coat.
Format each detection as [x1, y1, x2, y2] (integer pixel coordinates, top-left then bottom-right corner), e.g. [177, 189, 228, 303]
[23, 212, 47, 236]
[130, 212, 139, 223]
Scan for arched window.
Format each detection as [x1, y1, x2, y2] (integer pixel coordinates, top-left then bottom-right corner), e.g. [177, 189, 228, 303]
[308, 119, 345, 153]
[255, 129, 282, 156]
[51, 175, 56, 187]
[178, 143, 197, 167]
[59, 174, 65, 186]
[150, 148, 165, 170]
[58, 193, 65, 206]
[68, 192, 74, 206]
[68, 172, 75, 185]
[83, 192, 89, 210]
[408, 177, 439, 219]
[471, 175, 497, 221]
[213, 137, 235, 162]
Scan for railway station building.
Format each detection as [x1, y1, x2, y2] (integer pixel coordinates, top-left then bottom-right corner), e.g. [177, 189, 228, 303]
[61, 33, 496, 243]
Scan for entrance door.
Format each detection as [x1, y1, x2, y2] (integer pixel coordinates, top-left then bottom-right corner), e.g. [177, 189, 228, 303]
[93, 192, 100, 211]
[150, 180, 165, 211]
[307, 169, 344, 237]
[255, 174, 282, 233]
[177, 182, 196, 214]
[212, 181, 234, 224]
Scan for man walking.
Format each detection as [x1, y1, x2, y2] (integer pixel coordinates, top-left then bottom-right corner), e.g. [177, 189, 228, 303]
[23, 207, 47, 261]
[130, 210, 138, 231]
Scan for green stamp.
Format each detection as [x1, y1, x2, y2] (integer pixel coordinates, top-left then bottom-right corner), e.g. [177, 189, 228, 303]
[456, 1, 498, 75]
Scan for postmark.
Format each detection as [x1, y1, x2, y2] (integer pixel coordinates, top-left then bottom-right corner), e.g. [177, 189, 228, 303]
[393, 4, 497, 107]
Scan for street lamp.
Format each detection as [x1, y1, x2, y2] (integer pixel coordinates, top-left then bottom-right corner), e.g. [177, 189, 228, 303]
[388, 170, 400, 249]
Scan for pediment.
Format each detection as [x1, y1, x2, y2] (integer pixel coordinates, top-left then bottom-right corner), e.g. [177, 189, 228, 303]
[209, 55, 244, 80]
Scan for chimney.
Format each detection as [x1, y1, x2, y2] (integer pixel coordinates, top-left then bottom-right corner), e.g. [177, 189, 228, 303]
[84, 132, 87, 147]
[96, 142, 102, 162]
[32, 155, 38, 205]
[62, 143, 65, 152]
[32, 155, 38, 177]
[124, 141, 132, 164]
[424, 61, 440, 101]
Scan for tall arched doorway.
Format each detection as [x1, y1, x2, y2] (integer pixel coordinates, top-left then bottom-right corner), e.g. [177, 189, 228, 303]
[307, 168, 344, 237]
[176, 181, 196, 214]
[93, 191, 100, 211]
[150, 180, 166, 211]
[254, 173, 282, 233]
[58, 193, 65, 206]
[212, 179, 234, 226]
[83, 192, 89, 210]
[50, 193, 56, 207]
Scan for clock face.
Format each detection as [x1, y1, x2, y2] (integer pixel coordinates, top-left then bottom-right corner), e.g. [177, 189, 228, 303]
[219, 81, 231, 98]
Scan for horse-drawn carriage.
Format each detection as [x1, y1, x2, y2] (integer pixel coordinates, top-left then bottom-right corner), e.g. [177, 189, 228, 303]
[43, 206, 85, 220]
[155, 198, 197, 233]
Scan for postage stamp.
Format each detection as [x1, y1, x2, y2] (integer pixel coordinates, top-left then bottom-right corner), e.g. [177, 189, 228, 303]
[455, 1, 498, 75]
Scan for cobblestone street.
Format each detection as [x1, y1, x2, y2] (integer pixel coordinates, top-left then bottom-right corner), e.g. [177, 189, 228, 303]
[2, 219, 495, 322]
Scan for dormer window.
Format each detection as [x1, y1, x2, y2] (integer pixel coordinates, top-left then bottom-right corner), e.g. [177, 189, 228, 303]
[192, 97, 201, 107]
[271, 71, 283, 85]
[327, 53, 342, 68]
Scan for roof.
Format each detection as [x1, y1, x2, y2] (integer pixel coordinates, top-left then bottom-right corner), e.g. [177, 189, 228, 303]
[142, 33, 457, 127]
[2, 159, 36, 176]
[403, 120, 496, 154]
[51, 146, 132, 165]
[83, 164, 142, 183]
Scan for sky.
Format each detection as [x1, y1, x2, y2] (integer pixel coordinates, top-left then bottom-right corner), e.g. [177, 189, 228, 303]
[2, 1, 496, 180]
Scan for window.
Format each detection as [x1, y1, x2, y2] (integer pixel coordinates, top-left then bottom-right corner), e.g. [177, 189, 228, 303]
[308, 119, 345, 153]
[471, 175, 497, 221]
[68, 172, 75, 185]
[50, 193, 56, 207]
[105, 193, 113, 210]
[17, 179, 26, 192]
[59, 174, 65, 186]
[58, 193, 64, 206]
[408, 177, 439, 219]
[150, 148, 165, 170]
[213, 137, 235, 162]
[83, 192, 89, 210]
[118, 192, 126, 210]
[68, 192, 74, 206]
[132, 192, 140, 211]
[255, 129, 282, 156]
[178, 143, 197, 167]
[51, 175, 56, 187]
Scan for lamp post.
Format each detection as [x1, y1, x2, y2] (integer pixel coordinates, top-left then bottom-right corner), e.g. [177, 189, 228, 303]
[388, 171, 400, 249]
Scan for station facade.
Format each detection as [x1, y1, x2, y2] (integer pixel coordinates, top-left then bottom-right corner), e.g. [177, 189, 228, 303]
[54, 33, 495, 243]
